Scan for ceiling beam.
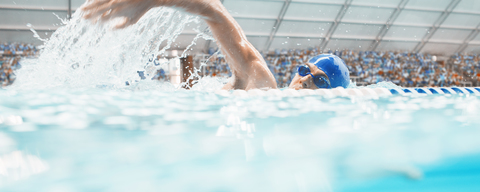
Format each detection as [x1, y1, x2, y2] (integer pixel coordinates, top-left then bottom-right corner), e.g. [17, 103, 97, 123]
[232, 15, 478, 30]
[264, 0, 292, 51]
[184, 31, 469, 44]
[181, 30, 468, 44]
[319, 0, 353, 51]
[254, 0, 480, 16]
[456, 22, 480, 53]
[370, 0, 409, 51]
[0, 6, 68, 12]
[3, 2, 480, 16]
[0, 28, 56, 32]
[413, 0, 461, 52]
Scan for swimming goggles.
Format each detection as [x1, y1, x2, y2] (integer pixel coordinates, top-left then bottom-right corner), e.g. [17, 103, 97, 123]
[297, 65, 331, 89]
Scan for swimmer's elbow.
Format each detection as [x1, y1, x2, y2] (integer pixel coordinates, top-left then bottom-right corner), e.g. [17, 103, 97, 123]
[245, 49, 266, 67]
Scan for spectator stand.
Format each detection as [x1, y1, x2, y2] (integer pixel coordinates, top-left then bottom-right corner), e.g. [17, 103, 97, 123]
[0, 42, 39, 87]
[193, 53, 230, 78]
[0, 42, 39, 57]
[188, 48, 480, 88]
[1, 40, 479, 89]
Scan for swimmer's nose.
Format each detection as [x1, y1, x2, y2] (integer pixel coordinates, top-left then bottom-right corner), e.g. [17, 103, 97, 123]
[290, 81, 303, 90]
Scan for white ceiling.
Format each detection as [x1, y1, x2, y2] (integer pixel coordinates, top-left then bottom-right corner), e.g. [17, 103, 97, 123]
[1, 0, 480, 55]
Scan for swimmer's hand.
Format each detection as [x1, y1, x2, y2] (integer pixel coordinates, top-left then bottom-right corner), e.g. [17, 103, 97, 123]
[81, 0, 160, 29]
[81, 0, 220, 29]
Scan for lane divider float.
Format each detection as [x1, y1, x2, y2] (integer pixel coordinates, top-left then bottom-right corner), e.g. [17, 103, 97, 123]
[218, 87, 480, 97]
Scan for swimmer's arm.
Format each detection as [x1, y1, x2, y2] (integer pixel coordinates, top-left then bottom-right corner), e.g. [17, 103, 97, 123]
[82, 0, 277, 90]
[196, 1, 277, 90]
[159, 0, 277, 89]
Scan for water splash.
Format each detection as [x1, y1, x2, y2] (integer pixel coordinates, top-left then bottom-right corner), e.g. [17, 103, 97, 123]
[11, 5, 404, 92]
[12, 7, 205, 90]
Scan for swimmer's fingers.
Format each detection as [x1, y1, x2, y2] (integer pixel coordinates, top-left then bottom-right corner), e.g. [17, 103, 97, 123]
[98, 7, 121, 22]
[98, 2, 134, 21]
[113, 16, 141, 29]
[81, 0, 111, 13]
[113, 18, 132, 29]
[83, 5, 114, 20]
[83, 1, 125, 20]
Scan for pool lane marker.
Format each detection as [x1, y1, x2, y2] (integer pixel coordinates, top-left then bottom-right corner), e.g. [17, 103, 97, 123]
[463, 88, 475, 94]
[429, 88, 444, 94]
[390, 87, 480, 95]
[389, 88, 405, 95]
[218, 87, 479, 97]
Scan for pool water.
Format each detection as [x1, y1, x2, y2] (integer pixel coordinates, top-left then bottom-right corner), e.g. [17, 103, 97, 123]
[1, 87, 480, 192]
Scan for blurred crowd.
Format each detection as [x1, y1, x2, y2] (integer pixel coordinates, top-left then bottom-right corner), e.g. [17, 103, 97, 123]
[201, 48, 480, 88]
[198, 49, 480, 88]
[0, 57, 21, 87]
[199, 54, 231, 78]
[264, 49, 480, 88]
[1, 41, 479, 88]
[450, 53, 480, 87]
[0, 42, 39, 57]
[0, 42, 39, 87]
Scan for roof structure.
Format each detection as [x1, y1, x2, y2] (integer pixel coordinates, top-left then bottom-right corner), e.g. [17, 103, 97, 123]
[1, 0, 480, 55]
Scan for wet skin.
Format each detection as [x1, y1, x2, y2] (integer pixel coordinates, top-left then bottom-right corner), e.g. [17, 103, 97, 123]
[81, 0, 325, 90]
[289, 62, 328, 90]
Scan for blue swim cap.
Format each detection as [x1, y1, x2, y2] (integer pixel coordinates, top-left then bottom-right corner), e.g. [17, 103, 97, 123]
[308, 54, 350, 88]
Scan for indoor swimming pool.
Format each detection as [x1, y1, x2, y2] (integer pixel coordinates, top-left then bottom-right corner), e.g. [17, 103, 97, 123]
[1, 4, 480, 192]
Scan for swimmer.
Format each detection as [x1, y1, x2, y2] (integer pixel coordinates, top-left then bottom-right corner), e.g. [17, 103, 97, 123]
[81, 0, 349, 90]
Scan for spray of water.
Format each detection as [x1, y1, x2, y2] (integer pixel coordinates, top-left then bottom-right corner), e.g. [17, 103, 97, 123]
[9, 3, 406, 92]
[11, 6, 210, 90]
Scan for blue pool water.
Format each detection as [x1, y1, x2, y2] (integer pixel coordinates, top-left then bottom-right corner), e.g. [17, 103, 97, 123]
[1, 87, 480, 192]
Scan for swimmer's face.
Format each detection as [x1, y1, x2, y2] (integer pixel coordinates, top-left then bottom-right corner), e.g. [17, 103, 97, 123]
[289, 63, 327, 90]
